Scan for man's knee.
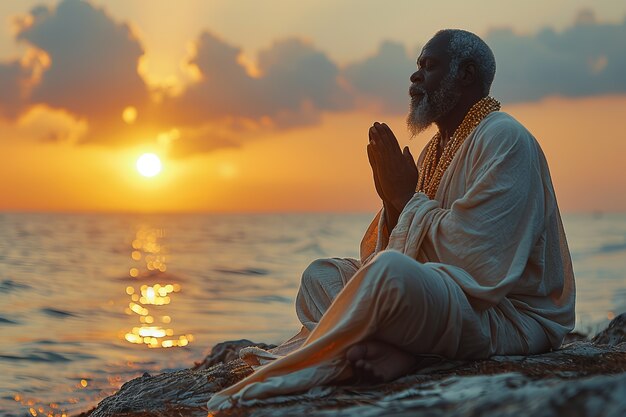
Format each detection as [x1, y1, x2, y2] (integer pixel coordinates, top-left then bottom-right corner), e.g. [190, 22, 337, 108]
[300, 258, 340, 291]
[369, 250, 417, 277]
[365, 250, 429, 293]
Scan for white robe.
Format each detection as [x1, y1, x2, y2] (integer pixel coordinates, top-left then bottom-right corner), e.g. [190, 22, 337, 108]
[207, 111, 576, 410]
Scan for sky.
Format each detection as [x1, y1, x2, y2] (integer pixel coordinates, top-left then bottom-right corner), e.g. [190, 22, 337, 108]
[1, 0, 625, 213]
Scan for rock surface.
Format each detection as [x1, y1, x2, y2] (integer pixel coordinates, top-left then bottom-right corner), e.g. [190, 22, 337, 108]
[81, 314, 626, 417]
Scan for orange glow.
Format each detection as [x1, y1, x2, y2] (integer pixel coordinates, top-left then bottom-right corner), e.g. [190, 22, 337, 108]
[1, 96, 626, 213]
[122, 106, 138, 124]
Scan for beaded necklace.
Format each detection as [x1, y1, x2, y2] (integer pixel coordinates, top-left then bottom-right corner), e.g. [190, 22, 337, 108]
[416, 96, 501, 199]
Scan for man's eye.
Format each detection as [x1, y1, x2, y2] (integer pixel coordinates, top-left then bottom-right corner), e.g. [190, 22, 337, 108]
[418, 61, 434, 71]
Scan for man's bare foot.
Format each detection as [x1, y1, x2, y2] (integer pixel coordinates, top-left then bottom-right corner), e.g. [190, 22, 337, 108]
[346, 340, 417, 384]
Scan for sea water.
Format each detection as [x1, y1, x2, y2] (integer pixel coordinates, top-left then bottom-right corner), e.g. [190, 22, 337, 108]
[0, 212, 624, 416]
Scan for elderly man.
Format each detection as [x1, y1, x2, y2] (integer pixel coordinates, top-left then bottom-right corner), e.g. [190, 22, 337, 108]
[208, 29, 575, 409]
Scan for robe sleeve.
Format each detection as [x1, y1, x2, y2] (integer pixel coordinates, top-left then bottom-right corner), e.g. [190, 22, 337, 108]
[388, 117, 550, 310]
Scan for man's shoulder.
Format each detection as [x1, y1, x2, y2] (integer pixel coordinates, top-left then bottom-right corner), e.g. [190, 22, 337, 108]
[471, 111, 536, 154]
[477, 111, 531, 137]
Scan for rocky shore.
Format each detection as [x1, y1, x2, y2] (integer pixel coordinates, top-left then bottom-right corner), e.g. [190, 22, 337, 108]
[80, 313, 626, 417]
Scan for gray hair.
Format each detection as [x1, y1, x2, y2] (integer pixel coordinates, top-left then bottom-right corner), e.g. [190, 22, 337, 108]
[435, 29, 496, 95]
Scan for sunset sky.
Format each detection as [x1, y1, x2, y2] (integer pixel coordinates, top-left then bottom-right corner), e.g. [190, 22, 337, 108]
[1, 0, 625, 213]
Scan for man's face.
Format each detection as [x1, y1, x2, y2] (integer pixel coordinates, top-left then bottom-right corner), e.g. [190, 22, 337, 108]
[407, 34, 462, 136]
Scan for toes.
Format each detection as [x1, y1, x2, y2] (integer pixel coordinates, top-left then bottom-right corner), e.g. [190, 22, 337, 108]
[354, 359, 374, 373]
[346, 344, 368, 362]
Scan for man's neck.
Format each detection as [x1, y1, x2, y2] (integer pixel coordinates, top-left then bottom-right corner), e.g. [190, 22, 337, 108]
[435, 95, 484, 148]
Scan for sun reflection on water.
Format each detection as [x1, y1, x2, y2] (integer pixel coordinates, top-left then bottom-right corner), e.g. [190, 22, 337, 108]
[123, 226, 193, 349]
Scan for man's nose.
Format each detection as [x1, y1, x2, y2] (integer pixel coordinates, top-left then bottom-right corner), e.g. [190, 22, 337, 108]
[410, 70, 423, 83]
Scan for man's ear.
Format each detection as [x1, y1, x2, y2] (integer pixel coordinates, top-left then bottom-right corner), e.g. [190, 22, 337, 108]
[458, 60, 477, 87]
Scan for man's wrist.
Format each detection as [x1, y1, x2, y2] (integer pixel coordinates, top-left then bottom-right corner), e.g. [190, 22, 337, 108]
[383, 199, 399, 216]
[390, 192, 415, 213]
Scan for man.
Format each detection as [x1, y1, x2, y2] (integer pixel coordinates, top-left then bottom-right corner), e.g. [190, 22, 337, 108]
[208, 29, 575, 409]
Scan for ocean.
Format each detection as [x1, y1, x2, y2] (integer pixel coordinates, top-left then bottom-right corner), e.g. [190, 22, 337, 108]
[1, 212, 625, 416]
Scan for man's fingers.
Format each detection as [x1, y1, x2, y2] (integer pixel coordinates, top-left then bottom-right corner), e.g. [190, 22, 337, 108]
[368, 142, 387, 201]
[373, 122, 391, 157]
[367, 142, 377, 166]
[382, 123, 401, 149]
[368, 124, 382, 158]
[376, 123, 401, 157]
[368, 125, 377, 143]
[403, 146, 414, 164]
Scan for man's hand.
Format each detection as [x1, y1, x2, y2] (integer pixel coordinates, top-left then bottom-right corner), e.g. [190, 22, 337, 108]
[367, 122, 418, 213]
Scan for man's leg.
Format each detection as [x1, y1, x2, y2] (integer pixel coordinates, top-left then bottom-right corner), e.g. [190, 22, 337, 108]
[341, 250, 544, 381]
[272, 257, 360, 356]
[295, 257, 360, 331]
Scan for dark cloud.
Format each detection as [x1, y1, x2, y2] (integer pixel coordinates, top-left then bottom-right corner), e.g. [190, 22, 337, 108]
[340, 11, 626, 110]
[155, 32, 353, 156]
[488, 11, 626, 102]
[163, 32, 351, 129]
[165, 31, 256, 124]
[16, 0, 149, 120]
[165, 125, 240, 159]
[4, 0, 155, 144]
[256, 38, 350, 113]
[342, 41, 416, 113]
[0, 60, 31, 119]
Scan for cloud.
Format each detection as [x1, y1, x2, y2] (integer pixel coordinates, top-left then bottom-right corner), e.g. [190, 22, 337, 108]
[155, 32, 354, 156]
[163, 124, 240, 159]
[0, 1, 384, 155]
[162, 32, 351, 129]
[256, 38, 350, 114]
[342, 41, 416, 114]
[339, 11, 626, 111]
[0, 60, 30, 119]
[7, 0, 153, 144]
[16, 0, 149, 118]
[488, 11, 626, 102]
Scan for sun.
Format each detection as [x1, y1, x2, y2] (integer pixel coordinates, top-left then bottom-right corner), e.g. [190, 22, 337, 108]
[136, 153, 162, 177]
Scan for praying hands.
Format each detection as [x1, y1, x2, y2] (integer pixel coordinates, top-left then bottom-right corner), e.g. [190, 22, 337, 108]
[367, 122, 418, 229]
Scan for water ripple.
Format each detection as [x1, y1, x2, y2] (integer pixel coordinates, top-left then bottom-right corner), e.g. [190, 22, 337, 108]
[214, 267, 269, 276]
[40, 307, 78, 318]
[0, 279, 31, 293]
[0, 350, 96, 363]
[0, 316, 19, 325]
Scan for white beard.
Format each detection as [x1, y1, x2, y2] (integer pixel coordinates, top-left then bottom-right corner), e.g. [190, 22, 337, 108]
[407, 71, 462, 137]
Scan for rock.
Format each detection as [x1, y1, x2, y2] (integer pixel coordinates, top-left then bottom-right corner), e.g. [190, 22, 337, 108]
[83, 357, 253, 417]
[193, 339, 276, 371]
[80, 313, 626, 417]
[83, 340, 274, 417]
[592, 313, 626, 346]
